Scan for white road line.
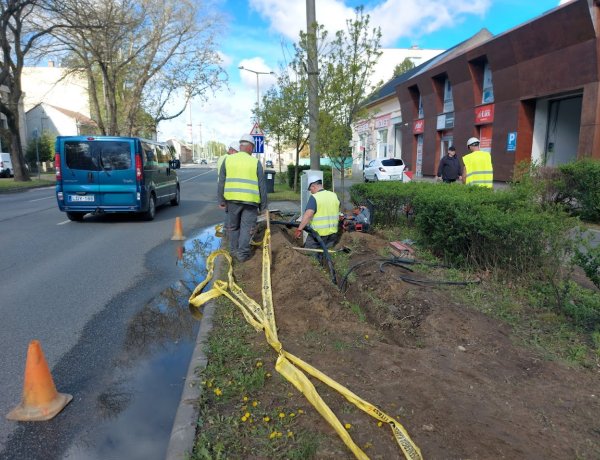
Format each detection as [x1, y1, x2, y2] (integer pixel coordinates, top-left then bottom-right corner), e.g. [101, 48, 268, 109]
[28, 195, 55, 202]
[181, 170, 214, 183]
[57, 220, 70, 225]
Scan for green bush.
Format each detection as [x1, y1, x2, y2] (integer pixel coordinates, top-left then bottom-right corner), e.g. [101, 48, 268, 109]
[556, 159, 600, 222]
[25, 131, 54, 164]
[574, 244, 600, 289]
[286, 164, 332, 190]
[350, 181, 573, 276]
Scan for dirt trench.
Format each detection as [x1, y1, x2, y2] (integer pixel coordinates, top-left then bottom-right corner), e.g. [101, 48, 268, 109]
[232, 225, 600, 459]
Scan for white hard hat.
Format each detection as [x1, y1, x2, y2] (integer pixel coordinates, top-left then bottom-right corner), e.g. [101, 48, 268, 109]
[467, 137, 480, 147]
[228, 141, 239, 152]
[306, 171, 322, 190]
[239, 133, 255, 146]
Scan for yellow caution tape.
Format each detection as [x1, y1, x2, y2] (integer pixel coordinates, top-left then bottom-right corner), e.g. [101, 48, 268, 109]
[189, 229, 423, 460]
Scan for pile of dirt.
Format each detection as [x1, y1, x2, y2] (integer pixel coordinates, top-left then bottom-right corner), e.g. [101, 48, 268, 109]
[232, 223, 600, 459]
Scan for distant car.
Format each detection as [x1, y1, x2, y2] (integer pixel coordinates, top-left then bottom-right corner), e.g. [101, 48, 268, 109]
[265, 160, 274, 168]
[363, 158, 405, 182]
[0, 152, 13, 177]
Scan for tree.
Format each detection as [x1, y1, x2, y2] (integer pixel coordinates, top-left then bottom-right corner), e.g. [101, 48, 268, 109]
[318, 7, 381, 201]
[0, 0, 60, 181]
[393, 57, 415, 78]
[52, 0, 226, 137]
[25, 130, 53, 165]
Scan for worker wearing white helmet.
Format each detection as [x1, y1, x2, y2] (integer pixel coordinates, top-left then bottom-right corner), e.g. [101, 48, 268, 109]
[217, 133, 267, 262]
[216, 140, 239, 183]
[462, 137, 493, 188]
[294, 171, 341, 255]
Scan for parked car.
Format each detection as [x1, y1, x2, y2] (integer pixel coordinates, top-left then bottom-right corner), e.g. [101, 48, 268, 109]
[0, 152, 13, 177]
[265, 160, 274, 168]
[363, 158, 405, 182]
[55, 136, 180, 222]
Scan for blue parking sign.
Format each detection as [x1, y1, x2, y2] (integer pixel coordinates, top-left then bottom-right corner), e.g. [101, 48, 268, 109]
[253, 135, 264, 154]
[507, 132, 517, 152]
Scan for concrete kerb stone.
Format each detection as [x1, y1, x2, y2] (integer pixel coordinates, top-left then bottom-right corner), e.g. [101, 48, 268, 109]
[165, 255, 225, 460]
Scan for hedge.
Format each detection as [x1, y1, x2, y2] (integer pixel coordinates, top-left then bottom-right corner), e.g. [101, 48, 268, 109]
[286, 164, 332, 190]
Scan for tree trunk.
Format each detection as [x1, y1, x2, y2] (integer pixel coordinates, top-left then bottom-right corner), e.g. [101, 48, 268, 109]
[6, 105, 30, 182]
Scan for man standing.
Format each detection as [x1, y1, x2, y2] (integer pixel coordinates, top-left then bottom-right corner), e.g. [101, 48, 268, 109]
[436, 145, 462, 183]
[462, 137, 493, 188]
[218, 134, 267, 262]
[216, 141, 238, 183]
[295, 172, 340, 252]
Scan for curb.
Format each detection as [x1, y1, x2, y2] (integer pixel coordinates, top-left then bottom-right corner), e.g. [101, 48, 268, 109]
[165, 299, 215, 460]
[166, 253, 225, 460]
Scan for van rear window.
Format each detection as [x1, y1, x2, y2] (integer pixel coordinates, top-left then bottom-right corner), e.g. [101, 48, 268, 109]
[65, 141, 132, 171]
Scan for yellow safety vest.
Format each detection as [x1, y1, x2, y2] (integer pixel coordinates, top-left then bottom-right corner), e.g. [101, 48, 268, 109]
[463, 150, 493, 188]
[312, 190, 340, 236]
[223, 152, 260, 203]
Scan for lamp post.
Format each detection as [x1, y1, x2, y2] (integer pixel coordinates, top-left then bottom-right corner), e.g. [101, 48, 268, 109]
[238, 66, 274, 121]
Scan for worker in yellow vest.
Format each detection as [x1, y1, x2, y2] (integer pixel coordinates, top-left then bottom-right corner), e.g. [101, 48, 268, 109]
[295, 171, 341, 254]
[462, 137, 493, 188]
[216, 141, 239, 183]
[218, 134, 267, 262]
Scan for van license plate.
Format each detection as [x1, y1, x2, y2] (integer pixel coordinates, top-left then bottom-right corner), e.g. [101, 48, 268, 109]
[69, 195, 95, 202]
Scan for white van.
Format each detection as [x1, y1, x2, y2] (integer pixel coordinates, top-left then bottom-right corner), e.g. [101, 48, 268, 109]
[0, 152, 13, 177]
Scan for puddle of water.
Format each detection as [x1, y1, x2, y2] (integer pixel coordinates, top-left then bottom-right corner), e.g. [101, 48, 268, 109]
[60, 226, 222, 460]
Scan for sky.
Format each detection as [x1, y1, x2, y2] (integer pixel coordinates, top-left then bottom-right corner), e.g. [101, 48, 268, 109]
[158, 0, 573, 150]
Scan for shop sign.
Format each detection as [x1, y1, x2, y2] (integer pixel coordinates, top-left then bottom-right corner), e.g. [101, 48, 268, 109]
[475, 104, 494, 124]
[374, 114, 390, 129]
[356, 121, 369, 134]
[413, 119, 424, 134]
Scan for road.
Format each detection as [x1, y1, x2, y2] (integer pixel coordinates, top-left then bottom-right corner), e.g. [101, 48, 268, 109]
[0, 165, 222, 458]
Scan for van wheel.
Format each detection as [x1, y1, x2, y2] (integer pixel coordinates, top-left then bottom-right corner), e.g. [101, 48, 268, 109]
[66, 212, 85, 222]
[144, 195, 156, 221]
[170, 186, 180, 206]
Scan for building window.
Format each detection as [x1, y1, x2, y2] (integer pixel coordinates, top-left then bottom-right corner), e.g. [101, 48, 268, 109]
[418, 94, 424, 119]
[377, 129, 388, 157]
[443, 78, 454, 113]
[482, 62, 494, 104]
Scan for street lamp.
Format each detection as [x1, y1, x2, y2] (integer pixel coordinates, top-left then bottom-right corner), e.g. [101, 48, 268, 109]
[238, 66, 274, 120]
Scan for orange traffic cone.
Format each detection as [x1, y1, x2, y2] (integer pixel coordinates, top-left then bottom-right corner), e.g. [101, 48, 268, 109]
[171, 217, 185, 241]
[6, 340, 72, 421]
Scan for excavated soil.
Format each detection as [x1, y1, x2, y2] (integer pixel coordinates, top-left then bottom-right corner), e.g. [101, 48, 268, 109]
[231, 223, 600, 459]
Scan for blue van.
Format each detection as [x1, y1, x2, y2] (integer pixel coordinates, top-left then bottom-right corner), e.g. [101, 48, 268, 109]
[55, 136, 180, 221]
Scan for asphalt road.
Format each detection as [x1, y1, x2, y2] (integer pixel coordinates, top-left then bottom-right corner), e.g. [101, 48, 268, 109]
[0, 165, 223, 457]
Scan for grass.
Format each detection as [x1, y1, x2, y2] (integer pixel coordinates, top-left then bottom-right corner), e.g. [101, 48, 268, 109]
[191, 299, 323, 459]
[268, 182, 301, 201]
[0, 176, 54, 192]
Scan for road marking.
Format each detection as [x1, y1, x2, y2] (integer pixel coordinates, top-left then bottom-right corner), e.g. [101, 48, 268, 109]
[57, 220, 71, 225]
[181, 170, 214, 183]
[28, 195, 55, 202]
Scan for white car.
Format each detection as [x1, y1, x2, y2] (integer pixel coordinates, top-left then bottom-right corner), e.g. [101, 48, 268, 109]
[0, 152, 13, 178]
[363, 158, 405, 182]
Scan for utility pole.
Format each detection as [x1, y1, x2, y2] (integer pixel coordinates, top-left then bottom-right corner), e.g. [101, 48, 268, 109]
[306, 0, 320, 170]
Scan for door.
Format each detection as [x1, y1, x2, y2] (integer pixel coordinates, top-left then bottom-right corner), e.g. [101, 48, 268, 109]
[96, 139, 136, 207]
[60, 139, 101, 209]
[545, 96, 582, 166]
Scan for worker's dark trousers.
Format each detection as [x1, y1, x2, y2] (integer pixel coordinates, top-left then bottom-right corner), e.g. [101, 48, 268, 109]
[226, 202, 258, 261]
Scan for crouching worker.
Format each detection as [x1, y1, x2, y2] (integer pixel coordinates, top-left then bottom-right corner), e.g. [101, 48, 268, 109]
[294, 172, 340, 253]
[343, 205, 371, 232]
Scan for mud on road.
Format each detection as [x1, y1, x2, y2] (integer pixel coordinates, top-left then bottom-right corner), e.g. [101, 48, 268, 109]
[232, 225, 600, 459]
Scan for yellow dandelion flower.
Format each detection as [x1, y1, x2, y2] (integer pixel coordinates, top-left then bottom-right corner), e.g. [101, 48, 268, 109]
[256, 361, 263, 368]
[277, 431, 283, 438]
[287, 431, 294, 438]
[278, 412, 286, 418]
[289, 412, 295, 418]
[298, 409, 304, 414]
[269, 431, 278, 439]
[345, 423, 352, 429]
[213, 388, 222, 396]
[243, 396, 249, 402]
[252, 401, 258, 407]
[377, 421, 383, 427]
[241, 416, 247, 422]
[244, 412, 250, 418]
[365, 334, 369, 339]
[263, 416, 270, 422]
